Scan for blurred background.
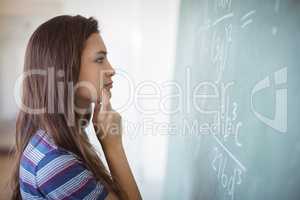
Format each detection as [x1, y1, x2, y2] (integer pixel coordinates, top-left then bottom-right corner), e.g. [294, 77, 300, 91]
[0, 0, 179, 199]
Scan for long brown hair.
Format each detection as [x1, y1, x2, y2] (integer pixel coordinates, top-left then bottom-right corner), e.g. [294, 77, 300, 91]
[10, 15, 123, 199]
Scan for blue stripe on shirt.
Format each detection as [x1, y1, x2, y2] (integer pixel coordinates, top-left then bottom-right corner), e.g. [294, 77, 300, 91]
[19, 128, 109, 200]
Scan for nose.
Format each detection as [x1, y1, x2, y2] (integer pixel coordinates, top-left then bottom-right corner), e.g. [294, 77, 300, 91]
[106, 62, 116, 77]
[108, 68, 115, 76]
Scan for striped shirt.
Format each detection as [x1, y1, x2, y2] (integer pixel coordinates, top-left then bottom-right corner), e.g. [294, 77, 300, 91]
[19, 128, 109, 199]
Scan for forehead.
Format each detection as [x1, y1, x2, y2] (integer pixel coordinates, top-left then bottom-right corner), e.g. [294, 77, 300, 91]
[83, 33, 106, 53]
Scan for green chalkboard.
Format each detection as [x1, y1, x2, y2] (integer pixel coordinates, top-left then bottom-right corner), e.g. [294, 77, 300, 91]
[163, 0, 300, 199]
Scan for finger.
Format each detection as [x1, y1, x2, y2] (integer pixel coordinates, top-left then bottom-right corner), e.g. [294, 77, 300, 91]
[93, 95, 101, 114]
[100, 88, 112, 112]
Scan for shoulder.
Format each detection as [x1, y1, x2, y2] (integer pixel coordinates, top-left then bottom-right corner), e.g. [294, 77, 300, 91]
[35, 147, 108, 199]
[20, 129, 109, 200]
[20, 128, 58, 178]
[35, 147, 86, 188]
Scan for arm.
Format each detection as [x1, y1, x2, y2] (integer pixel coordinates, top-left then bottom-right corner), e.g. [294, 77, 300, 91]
[93, 88, 142, 200]
[101, 140, 142, 200]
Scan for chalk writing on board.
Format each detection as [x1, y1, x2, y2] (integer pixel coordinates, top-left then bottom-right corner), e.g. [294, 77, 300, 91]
[212, 136, 246, 171]
[214, 0, 232, 11]
[205, 82, 243, 146]
[209, 84, 244, 200]
[212, 146, 244, 200]
[240, 10, 256, 29]
[210, 30, 231, 83]
[213, 13, 234, 26]
[196, 1, 271, 199]
[206, 1, 257, 199]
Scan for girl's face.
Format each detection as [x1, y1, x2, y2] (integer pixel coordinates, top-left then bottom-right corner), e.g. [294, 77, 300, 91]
[76, 33, 115, 107]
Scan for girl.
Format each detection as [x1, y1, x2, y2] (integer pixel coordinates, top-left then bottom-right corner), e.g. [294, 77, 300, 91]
[10, 15, 142, 200]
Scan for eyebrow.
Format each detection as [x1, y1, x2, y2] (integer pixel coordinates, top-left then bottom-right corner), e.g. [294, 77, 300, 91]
[96, 50, 107, 56]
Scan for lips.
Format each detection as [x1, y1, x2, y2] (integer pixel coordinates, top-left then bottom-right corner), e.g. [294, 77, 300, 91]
[104, 81, 113, 89]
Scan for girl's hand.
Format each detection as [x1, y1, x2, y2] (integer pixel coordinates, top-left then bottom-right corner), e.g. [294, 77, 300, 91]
[92, 90, 142, 200]
[92, 88, 123, 148]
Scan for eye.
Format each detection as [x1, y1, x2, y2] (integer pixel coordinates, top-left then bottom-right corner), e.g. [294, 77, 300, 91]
[95, 57, 105, 63]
